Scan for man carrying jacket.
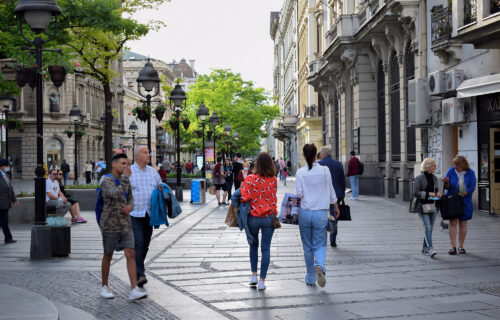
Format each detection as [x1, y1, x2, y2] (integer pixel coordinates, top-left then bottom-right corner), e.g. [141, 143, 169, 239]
[318, 146, 345, 247]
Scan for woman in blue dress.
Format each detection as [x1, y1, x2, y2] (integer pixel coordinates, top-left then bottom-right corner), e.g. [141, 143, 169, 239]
[442, 155, 476, 255]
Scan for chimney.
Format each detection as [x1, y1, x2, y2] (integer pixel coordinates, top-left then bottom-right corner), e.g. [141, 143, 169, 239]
[189, 60, 195, 71]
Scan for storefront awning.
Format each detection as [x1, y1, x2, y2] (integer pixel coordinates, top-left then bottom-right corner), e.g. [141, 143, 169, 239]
[457, 73, 500, 98]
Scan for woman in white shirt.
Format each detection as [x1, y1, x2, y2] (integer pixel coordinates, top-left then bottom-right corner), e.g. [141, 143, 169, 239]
[295, 144, 340, 287]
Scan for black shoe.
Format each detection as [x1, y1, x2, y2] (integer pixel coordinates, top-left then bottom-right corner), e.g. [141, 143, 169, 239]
[330, 241, 337, 248]
[218, 202, 221, 206]
[448, 247, 457, 255]
[137, 275, 148, 288]
[5, 239, 16, 244]
[221, 202, 228, 205]
[458, 248, 466, 254]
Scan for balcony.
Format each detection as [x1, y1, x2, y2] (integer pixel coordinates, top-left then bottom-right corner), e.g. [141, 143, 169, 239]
[301, 105, 321, 119]
[453, 0, 500, 49]
[326, 14, 359, 46]
[282, 114, 298, 128]
[431, 5, 461, 64]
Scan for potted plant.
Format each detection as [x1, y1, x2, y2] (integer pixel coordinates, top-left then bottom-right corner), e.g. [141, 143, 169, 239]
[1, 119, 24, 130]
[179, 115, 190, 130]
[75, 130, 86, 138]
[96, 134, 103, 141]
[169, 118, 179, 130]
[15, 66, 36, 88]
[48, 65, 67, 87]
[63, 129, 73, 138]
[132, 105, 151, 122]
[154, 104, 167, 121]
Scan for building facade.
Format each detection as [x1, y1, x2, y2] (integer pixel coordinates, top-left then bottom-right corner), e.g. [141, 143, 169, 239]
[0, 58, 125, 180]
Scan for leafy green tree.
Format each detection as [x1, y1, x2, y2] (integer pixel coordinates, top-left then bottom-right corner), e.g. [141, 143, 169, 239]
[180, 69, 280, 157]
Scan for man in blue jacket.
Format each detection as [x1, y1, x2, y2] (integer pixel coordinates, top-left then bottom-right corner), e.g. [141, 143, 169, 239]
[318, 146, 345, 247]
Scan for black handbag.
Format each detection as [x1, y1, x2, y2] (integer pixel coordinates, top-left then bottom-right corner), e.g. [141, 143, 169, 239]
[338, 198, 351, 221]
[439, 183, 465, 220]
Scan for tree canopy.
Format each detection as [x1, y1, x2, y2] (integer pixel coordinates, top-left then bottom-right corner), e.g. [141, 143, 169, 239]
[172, 69, 280, 157]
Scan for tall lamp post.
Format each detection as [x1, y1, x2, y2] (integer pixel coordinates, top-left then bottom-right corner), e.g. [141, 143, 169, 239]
[0, 92, 16, 161]
[169, 84, 187, 201]
[208, 111, 220, 161]
[15, 0, 62, 260]
[69, 104, 82, 185]
[232, 131, 239, 159]
[129, 120, 138, 162]
[196, 103, 209, 178]
[223, 123, 231, 158]
[136, 59, 160, 160]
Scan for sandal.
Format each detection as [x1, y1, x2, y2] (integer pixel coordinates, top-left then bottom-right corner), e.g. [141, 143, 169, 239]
[71, 218, 78, 223]
[76, 217, 87, 223]
[448, 247, 457, 255]
[458, 248, 466, 254]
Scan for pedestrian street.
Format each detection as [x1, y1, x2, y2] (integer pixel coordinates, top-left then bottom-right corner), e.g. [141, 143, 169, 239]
[2, 179, 500, 319]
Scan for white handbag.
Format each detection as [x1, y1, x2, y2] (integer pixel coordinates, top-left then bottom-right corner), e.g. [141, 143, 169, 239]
[421, 203, 435, 214]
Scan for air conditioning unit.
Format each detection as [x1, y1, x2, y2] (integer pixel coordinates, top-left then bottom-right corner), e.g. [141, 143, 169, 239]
[446, 69, 465, 92]
[428, 70, 446, 95]
[408, 79, 430, 126]
[442, 97, 465, 125]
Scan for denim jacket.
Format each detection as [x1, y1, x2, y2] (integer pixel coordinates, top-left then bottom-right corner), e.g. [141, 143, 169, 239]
[231, 189, 255, 245]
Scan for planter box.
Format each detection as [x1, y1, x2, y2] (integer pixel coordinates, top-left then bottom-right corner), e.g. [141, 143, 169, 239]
[165, 178, 195, 190]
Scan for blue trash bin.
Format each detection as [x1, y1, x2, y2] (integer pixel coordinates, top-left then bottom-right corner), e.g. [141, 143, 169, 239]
[191, 179, 206, 204]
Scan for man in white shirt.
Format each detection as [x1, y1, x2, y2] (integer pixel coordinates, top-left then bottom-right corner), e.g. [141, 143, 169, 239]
[46, 169, 71, 215]
[128, 146, 162, 288]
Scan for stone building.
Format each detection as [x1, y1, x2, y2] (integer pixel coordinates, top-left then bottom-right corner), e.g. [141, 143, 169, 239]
[122, 50, 176, 164]
[0, 58, 125, 180]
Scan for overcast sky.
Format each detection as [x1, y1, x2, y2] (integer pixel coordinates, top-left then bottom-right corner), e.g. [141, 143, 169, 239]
[128, 0, 282, 92]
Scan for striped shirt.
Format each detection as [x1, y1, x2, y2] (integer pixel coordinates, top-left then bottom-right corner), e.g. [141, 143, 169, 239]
[129, 163, 162, 218]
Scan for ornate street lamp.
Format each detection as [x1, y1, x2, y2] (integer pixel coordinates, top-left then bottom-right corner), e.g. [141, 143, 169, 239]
[223, 123, 232, 159]
[69, 104, 82, 185]
[196, 103, 209, 179]
[168, 84, 187, 201]
[129, 120, 138, 162]
[208, 111, 220, 160]
[15, 0, 62, 260]
[136, 58, 160, 162]
[0, 91, 16, 163]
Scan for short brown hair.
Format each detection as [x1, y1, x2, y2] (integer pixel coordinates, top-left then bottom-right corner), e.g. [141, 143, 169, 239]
[254, 152, 276, 177]
[453, 155, 470, 171]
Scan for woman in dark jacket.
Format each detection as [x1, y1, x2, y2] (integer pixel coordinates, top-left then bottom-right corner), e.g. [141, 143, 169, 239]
[413, 158, 441, 258]
[224, 158, 233, 200]
[443, 155, 476, 255]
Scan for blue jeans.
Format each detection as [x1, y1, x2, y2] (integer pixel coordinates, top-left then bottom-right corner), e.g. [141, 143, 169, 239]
[131, 215, 153, 277]
[350, 175, 359, 198]
[247, 214, 275, 279]
[299, 208, 328, 284]
[0, 209, 13, 241]
[419, 208, 438, 249]
[63, 172, 69, 186]
[225, 180, 233, 200]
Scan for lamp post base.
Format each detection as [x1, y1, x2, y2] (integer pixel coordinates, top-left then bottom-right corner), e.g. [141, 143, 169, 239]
[30, 225, 52, 260]
[175, 186, 183, 202]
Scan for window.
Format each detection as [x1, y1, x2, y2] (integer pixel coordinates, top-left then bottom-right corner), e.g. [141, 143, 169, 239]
[389, 54, 401, 162]
[377, 62, 386, 162]
[404, 45, 416, 162]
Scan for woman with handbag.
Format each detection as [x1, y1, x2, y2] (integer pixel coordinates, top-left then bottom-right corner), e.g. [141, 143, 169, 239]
[295, 144, 340, 287]
[413, 158, 441, 258]
[240, 152, 278, 291]
[442, 155, 476, 255]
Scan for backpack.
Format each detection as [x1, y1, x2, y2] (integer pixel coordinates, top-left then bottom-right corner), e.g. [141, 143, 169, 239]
[95, 174, 128, 225]
[358, 161, 364, 176]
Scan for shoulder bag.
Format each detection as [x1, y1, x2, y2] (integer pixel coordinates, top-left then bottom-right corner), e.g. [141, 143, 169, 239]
[439, 183, 465, 220]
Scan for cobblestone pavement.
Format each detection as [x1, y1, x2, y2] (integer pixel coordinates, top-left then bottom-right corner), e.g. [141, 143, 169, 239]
[2, 180, 500, 319]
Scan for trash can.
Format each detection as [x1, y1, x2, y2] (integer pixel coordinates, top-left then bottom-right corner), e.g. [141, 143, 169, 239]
[191, 179, 206, 204]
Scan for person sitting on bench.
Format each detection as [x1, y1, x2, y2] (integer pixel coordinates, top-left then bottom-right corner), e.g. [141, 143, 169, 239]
[46, 169, 71, 216]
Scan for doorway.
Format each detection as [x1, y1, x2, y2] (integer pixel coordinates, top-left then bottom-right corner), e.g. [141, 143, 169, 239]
[490, 128, 500, 214]
[47, 138, 63, 170]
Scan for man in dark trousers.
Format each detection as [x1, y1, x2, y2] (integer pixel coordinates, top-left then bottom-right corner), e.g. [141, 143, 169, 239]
[318, 146, 345, 247]
[232, 152, 244, 191]
[61, 159, 70, 186]
[0, 158, 18, 244]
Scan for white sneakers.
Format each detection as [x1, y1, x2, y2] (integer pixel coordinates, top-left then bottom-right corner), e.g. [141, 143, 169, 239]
[100, 285, 148, 300]
[100, 286, 115, 299]
[257, 281, 266, 291]
[315, 266, 326, 288]
[128, 287, 148, 300]
[249, 275, 258, 286]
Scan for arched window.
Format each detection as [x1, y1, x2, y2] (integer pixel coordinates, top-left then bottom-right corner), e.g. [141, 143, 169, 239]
[404, 45, 416, 162]
[389, 53, 401, 162]
[377, 62, 386, 162]
[46, 138, 64, 169]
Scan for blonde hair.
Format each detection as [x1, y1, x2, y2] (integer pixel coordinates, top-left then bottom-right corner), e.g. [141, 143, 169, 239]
[420, 158, 436, 173]
[453, 155, 470, 171]
[243, 160, 249, 168]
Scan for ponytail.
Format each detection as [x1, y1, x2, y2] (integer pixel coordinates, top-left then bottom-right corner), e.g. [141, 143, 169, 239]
[303, 144, 317, 170]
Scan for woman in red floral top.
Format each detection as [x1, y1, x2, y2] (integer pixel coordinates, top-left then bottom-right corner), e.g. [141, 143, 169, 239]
[240, 152, 277, 291]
